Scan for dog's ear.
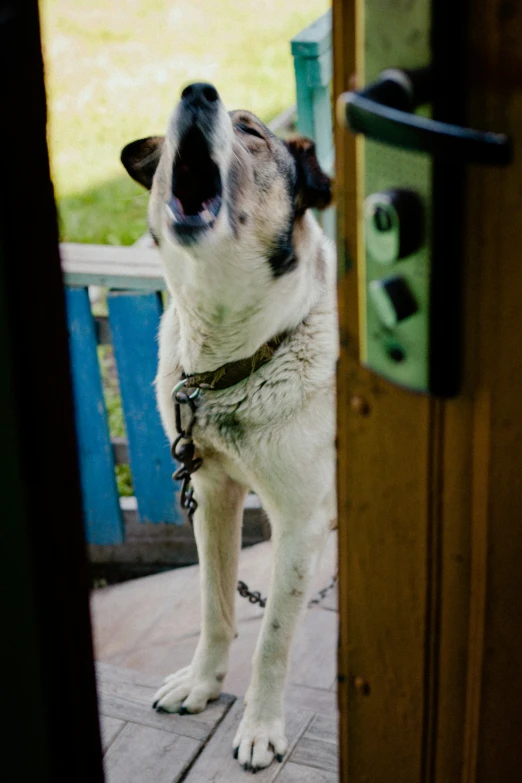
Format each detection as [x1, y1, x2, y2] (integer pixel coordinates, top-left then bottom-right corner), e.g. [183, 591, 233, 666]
[121, 136, 164, 190]
[284, 136, 333, 214]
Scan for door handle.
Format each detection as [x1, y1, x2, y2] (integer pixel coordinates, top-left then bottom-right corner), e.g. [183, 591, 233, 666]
[337, 67, 512, 166]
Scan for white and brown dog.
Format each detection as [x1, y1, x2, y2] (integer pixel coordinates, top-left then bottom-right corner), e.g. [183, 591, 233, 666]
[121, 82, 337, 773]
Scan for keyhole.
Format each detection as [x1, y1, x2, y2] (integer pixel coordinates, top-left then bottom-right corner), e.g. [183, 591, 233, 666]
[374, 206, 392, 232]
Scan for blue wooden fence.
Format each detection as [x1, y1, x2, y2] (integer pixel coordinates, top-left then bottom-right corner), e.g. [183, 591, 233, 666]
[108, 291, 178, 524]
[62, 13, 334, 548]
[62, 242, 184, 545]
[66, 286, 125, 545]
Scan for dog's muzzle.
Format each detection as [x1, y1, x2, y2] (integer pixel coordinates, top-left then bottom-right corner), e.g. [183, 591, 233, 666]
[166, 82, 223, 242]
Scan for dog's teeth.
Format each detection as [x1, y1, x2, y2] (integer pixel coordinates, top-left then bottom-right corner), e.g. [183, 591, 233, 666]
[200, 209, 213, 223]
[165, 203, 178, 223]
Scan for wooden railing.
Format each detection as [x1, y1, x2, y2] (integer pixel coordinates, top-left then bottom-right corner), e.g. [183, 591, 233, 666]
[61, 243, 165, 292]
[63, 243, 180, 548]
[63, 244, 268, 571]
[291, 9, 335, 239]
[291, 9, 333, 174]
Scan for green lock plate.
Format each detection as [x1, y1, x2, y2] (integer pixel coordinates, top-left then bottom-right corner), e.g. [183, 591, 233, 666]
[361, 144, 432, 393]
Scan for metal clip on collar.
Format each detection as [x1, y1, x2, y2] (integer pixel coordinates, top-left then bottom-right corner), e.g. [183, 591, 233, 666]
[172, 377, 201, 401]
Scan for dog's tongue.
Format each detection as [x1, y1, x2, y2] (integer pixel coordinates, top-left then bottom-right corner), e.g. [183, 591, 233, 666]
[166, 194, 222, 228]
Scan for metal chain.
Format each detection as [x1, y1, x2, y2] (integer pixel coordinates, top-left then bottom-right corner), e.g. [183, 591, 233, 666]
[171, 380, 337, 611]
[171, 382, 202, 525]
[237, 580, 267, 608]
[307, 571, 338, 607]
[237, 571, 338, 610]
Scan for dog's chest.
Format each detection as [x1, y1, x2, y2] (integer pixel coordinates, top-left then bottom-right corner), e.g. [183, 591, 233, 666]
[189, 361, 334, 480]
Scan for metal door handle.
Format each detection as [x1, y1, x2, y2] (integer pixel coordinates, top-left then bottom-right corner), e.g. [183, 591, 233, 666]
[337, 67, 512, 166]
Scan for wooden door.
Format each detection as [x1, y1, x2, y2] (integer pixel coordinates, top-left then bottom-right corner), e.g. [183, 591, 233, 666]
[334, 0, 522, 781]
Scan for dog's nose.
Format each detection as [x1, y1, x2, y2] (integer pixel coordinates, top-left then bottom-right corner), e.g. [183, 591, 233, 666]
[181, 83, 219, 109]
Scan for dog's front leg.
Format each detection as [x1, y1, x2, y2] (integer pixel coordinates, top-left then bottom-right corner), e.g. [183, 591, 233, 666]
[153, 461, 246, 714]
[233, 519, 329, 771]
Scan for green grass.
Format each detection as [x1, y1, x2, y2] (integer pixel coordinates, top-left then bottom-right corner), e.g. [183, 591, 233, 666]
[57, 175, 149, 246]
[41, 0, 329, 245]
[96, 344, 133, 495]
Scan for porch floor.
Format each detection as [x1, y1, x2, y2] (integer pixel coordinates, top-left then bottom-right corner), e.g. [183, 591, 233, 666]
[91, 533, 338, 782]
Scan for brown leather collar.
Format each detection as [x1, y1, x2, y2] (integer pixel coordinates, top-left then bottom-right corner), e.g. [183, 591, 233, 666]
[183, 332, 289, 391]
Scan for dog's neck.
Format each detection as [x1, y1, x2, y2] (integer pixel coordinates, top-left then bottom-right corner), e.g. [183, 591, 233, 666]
[160, 213, 327, 375]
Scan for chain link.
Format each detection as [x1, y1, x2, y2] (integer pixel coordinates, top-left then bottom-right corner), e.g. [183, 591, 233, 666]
[237, 581, 267, 608]
[236, 574, 338, 610]
[307, 571, 338, 607]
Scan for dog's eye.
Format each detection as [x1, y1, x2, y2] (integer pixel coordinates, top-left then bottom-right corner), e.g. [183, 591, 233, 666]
[236, 123, 264, 140]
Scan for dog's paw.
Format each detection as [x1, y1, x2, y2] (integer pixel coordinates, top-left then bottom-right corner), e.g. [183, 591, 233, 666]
[232, 713, 288, 772]
[152, 666, 222, 714]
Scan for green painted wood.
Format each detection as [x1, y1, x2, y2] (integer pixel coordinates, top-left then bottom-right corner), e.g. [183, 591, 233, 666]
[292, 13, 335, 240]
[294, 67, 334, 171]
[291, 9, 332, 58]
[291, 14, 334, 175]
[299, 49, 333, 89]
[65, 286, 124, 545]
[310, 86, 334, 173]
[294, 57, 317, 139]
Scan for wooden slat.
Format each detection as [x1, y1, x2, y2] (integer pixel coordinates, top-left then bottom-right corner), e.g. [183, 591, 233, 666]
[99, 716, 125, 753]
[288, 713, 338, 775]
[290, 9, 332, 57]
[96, 661, 165, 699]
[98, 688, 234, 743]
[292, 44, 333, 168]
[277, 761, 338, 783]
[60, 243, 166, 291]
[108, 291, 182, 525]
[305, 715, 338, 743]
[103, 722, 201, 783]
[291, 735, 339, 776]
[88, 500, 268, 571]
[285, 685, 337, 718]
[95, 665, 337, 782]
[185, 698, 313, 782]
[96, 663, 235, 750]
[291, 13, 335, 241]
[65, 287, 124, 545]
[294, 50, 332, 90]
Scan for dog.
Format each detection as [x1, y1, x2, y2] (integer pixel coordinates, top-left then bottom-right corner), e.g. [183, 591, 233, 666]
[121, 82, 337, 772]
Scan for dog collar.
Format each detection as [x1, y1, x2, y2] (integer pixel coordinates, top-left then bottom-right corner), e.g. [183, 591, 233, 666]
[180, 332, 289, 392]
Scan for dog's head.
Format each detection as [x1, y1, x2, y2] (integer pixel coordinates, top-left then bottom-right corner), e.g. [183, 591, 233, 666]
[121, 83, 332, 277]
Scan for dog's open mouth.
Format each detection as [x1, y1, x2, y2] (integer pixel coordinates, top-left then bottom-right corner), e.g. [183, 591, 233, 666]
[166, 126, 222, 236]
